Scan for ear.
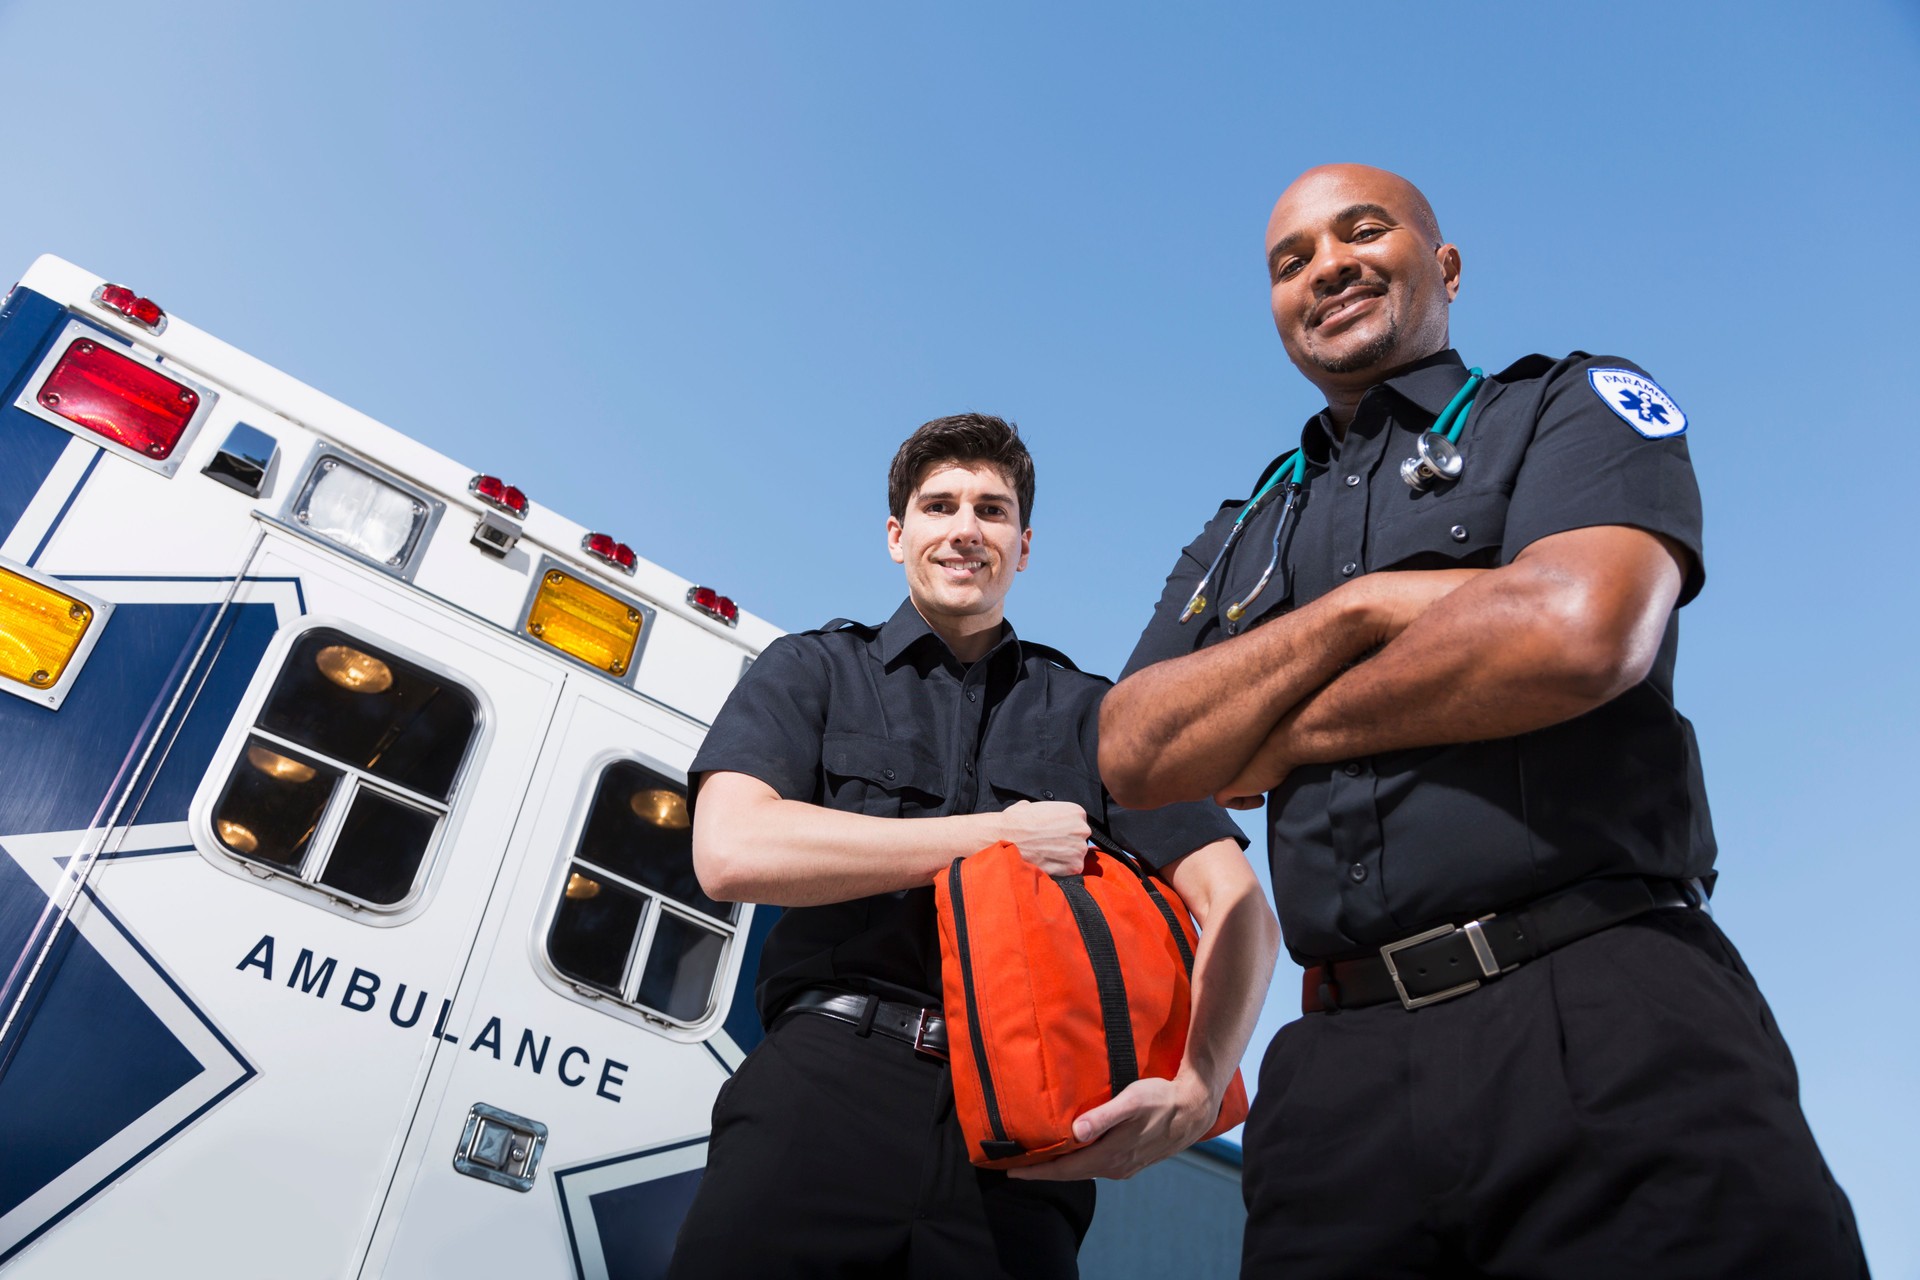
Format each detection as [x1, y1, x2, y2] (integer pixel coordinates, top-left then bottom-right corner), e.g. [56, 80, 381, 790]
[1015, 525, 1032, 572]
[887, 514, 906, 565]
[1438, 242, 1462, 302]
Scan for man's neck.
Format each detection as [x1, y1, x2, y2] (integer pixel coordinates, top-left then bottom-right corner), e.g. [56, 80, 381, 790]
[914, 601, 1005, 665]
[1315, 343, 1451, 437]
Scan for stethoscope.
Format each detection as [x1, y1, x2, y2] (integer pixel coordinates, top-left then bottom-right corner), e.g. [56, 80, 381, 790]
[1179, 368, 1485, 626]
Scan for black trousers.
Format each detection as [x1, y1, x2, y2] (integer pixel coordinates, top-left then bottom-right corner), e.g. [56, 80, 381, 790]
[1242, 908, 1867, 1278]
[668, 1010, 1095, 1280]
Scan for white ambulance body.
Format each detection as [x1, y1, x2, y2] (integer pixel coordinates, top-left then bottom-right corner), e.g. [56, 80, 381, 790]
[0, 254, 781, 1278]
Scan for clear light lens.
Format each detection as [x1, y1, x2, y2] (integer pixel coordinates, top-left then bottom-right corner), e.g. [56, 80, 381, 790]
[299, 460, 425, 566]
[0, 565, 95, 690]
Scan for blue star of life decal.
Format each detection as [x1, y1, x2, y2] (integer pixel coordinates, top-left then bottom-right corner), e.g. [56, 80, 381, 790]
[1588, 367, 1687, 438]
[0, 574, 294, 1264]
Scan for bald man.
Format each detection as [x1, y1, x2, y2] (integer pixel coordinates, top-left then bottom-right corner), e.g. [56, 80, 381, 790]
[1101, 166, 1865, 1277]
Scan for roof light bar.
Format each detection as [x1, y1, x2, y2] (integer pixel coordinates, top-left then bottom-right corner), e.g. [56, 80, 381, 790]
[91, 283, 167, 334]
[582, 533, 636, 575]
[687, 586, 739, 627]
[469, 474, 529, 519]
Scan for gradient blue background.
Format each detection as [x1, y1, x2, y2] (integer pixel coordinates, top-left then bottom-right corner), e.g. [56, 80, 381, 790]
[1, 1, 1912, 1271]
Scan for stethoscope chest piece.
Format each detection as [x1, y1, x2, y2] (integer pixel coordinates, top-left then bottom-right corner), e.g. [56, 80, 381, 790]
[1400, 431, 1463, 491]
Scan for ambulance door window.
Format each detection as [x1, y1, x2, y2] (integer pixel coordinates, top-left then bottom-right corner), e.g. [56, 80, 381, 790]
[207, 626, 480, 912]
[545, 760, 738, 1027]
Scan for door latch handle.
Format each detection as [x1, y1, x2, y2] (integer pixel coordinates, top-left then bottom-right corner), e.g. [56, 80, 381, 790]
[453, 1102, 547, 1192]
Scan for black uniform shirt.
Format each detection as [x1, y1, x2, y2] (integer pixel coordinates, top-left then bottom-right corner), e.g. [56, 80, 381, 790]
[1123, 349, 1714, 964]
[693, 598, 1246, 1024]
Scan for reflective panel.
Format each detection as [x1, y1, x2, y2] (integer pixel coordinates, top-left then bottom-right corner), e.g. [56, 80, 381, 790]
[638, 912, 725, 1022]
[319, 790, 438, 905]
[576, 762, 734, 922]
[258, 629, 476, 801]
[548, 870, 647, 995]
[210, 737, 341, 872]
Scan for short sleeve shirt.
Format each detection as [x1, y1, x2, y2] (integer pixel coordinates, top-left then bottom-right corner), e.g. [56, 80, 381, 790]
[693, 598, 1247, 1023]
[1123, 349, 1715, 963]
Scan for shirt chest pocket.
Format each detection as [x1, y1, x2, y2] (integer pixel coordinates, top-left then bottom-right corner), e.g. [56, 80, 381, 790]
[1366, 487, 1510, 572]
[983, 753, 1104, 817]
[822, 731, 947, 817]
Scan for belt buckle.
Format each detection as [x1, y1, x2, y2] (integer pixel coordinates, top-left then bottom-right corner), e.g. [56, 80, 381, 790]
[1379, 917, 1501, 1011]
[911, 1008, 945, 1060]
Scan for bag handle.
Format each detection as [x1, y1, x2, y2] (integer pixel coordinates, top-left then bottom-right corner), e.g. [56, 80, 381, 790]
[1083, 828, 1196, 978]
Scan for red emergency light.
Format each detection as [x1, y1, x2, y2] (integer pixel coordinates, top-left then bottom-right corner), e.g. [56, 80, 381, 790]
[37, 338, 199, 459]
[91, 283, 167, 334]
[582, 532, 637, 575]
[469, 474, 529, 519]
[687, 586, 739, 627]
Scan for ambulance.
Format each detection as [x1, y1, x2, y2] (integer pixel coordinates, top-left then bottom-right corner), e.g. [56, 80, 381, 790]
[0, 254, 782, 1278]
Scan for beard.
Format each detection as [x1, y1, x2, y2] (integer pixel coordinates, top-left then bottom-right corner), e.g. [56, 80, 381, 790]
[1306, 311, 1400, 375]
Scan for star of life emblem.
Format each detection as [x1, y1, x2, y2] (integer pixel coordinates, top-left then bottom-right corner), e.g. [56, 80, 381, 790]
[1588, 368, 1687, 438]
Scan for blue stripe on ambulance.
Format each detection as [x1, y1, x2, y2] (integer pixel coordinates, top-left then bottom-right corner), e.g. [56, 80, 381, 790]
[0, 288, 80, 545]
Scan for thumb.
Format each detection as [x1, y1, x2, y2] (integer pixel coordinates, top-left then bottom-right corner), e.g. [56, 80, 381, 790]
[1071, 1089, 1138, 1144]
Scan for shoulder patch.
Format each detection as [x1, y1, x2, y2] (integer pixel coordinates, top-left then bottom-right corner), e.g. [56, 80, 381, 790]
[1587, 368, 1687, 438]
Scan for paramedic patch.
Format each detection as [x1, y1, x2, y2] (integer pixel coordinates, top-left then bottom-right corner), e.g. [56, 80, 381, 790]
[1588, 368, 1687, 438]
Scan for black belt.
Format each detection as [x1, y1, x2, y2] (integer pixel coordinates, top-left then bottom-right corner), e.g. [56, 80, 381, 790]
[779, 988, 949, 1060]
[1302, 876, 1698, 1013]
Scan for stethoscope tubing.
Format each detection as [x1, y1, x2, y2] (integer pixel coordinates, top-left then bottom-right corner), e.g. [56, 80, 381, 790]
[1179, 369, 1485, 628]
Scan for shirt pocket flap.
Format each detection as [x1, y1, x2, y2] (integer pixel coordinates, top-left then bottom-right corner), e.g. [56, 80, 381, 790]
[984, 753, 1102, 810]
[822, 731, 945, 799]
[1368, 487, 1509, 570]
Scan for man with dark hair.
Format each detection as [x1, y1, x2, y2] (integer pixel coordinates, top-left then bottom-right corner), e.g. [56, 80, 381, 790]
[1102, 165, 1866, 1277]
[670, 413, 1277, 1279]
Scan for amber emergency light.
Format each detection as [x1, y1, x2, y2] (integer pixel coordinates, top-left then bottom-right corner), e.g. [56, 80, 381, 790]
[525, 568, 643, 677]
[0, 564, 96, 692]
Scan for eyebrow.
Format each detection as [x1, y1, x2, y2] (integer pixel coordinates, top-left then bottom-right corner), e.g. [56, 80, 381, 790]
[919, 488, 1015, 507]
[1267, 203, 1399, 279]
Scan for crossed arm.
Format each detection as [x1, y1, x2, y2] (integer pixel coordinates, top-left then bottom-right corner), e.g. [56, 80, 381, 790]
[1100, 524, 1690, 810]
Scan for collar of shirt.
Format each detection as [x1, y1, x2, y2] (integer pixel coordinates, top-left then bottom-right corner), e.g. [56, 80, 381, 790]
[875, 597, 1022, 676]
[1299, 347, 1474, 468]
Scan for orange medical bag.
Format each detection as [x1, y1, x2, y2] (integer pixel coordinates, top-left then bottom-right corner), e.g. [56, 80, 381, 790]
[933, 838, 1248, 1170]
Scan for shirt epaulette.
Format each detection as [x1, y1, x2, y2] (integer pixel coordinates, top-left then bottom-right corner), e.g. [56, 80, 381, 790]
[1491, 352, 1569, 383]
[1018, 639, 1084, 675]
[809, 617, 881, 638]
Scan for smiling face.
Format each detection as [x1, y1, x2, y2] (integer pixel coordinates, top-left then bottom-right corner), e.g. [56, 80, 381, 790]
[1264, 165, 1460, 406]
[887, 461, 1031, 646]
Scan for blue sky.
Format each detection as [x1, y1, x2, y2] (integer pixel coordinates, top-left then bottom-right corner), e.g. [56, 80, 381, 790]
[1, 0, 1914, 1271]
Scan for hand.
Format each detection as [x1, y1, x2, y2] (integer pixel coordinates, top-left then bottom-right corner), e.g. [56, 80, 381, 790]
[1214, 712, 1297, 805]
[996, 800, 1092, 877]
[1346, 568, 1486, 647]
[1009, 1074, 1217, 1181]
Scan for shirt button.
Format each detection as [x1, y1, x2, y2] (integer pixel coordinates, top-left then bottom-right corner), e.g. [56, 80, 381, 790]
[1341, 561, 1357, 576]
[1344, 474, 1360, 487]
[1450, 524, 1468, 542]
[966, 690, 977, 702]
[965, 761, 974, 775]
[1042, 789, 1054, 800]
[1349, 863, 1368, 883]
[883, 768, 895, 780]
[1342, 762, 1361, 777]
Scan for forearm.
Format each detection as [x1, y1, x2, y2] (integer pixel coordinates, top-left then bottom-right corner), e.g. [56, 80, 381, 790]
[1225, 529, 1684, 794]
[695, 779, 997, 907]
[1101, 588, 1378, 808]
[1173, 865, 1280, 1107]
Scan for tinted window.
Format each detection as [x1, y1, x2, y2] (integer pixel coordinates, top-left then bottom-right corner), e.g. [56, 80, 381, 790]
[258, 628, 476, 801]
[208, 629, 479, 914]
[546, 760, 737, 1029]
